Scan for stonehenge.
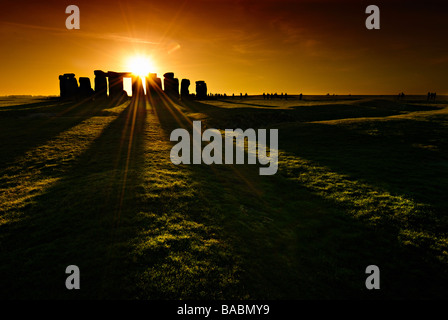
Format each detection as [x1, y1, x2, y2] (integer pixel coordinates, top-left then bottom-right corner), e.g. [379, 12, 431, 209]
[78, 77, 94, 98]
[131, 75, 145, 100]
[107, 71, 129, 100]
[59, 70, 209, 101]
[163, 72, 179, 99]
[196, 81, 207, 99]
[180, 79, 190, 99]
[58, 73, 79, 100]
[146, 73, 162, 97]
[94, 70, 108, 99]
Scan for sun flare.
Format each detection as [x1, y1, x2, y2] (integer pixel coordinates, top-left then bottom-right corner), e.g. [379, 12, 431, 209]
[126, 55, 154, 78]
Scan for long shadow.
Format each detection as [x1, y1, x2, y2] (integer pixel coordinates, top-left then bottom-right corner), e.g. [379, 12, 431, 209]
[180, 99, 447, 212]
[277, 120, 448, 217]
[0, 97, 128, 172]
[152, 95, 192, 132]
[247, 167, 448, 299]
[214, 99, 284, 108]
[2, 94, 446, 299]
[0, 97, 147, 299]
[1, 94, 248, 300]
[181, 98, 447, 194]
[153, 97, 448, 299]
[270, 121, 448, 298]
[179, 98, 441, 130]
[0, 97, 62, 111]
[148, 96, 265, 298]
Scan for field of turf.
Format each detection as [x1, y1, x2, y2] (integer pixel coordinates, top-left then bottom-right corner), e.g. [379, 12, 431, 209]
[0, 94, 447, 299]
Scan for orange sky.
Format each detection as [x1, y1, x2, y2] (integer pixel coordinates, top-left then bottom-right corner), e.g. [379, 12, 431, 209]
[0, 0, 447, 95]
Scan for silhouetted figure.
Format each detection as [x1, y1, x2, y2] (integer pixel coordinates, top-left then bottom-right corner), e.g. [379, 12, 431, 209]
[285, 93, 288, 100]
[426, 92, 437, 101]
[427, 92, 437, 101]
[195, 80, 207, 99]
[299, 93, 303, 100]
[267, 93, 270, 100]
[263, 93, 266, 100]
[245, 93, 248, 98]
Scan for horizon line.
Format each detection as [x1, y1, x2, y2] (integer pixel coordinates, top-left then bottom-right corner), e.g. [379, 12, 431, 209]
[1, 93, 447, 98]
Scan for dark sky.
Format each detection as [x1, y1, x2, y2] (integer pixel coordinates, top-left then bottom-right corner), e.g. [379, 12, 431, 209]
[1, 0, 447, 95]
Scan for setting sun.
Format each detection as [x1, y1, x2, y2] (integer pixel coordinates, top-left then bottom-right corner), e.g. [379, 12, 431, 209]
[126, 55, 154, 78]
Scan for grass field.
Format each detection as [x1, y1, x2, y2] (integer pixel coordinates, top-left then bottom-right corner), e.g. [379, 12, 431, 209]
[0, 94, 447, 299]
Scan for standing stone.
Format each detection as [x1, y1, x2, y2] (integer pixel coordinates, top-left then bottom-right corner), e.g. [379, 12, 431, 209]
[174, 78, 179, 98]
[196, 80, 207, 99]
[154, 77, 162, 91]
[146, 73, 162, 97]
[67, 74, 78, 99]
[163, 72, 179, 99]
[107, 71, 128, 100]
[59, 75, 68, 99]
[181, 79, 190, 99]
[78, 77, 94, 99]
[59, 73, 80, 100]
[94, 70, 108, 99]
[59, 73, 79, 100]
[131, 75, 145, 100]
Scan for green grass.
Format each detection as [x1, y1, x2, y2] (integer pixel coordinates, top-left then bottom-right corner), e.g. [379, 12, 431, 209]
[0, 95, 447, 299]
